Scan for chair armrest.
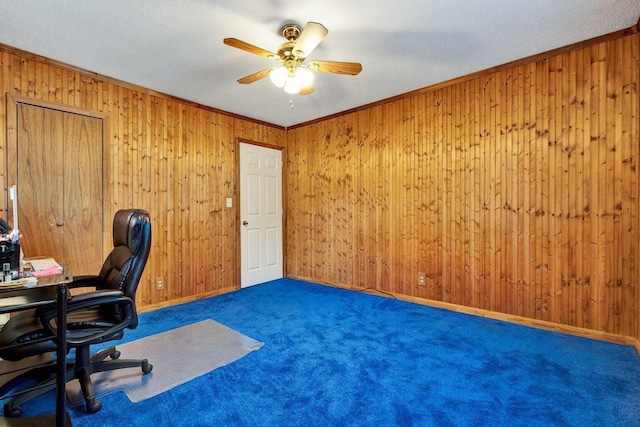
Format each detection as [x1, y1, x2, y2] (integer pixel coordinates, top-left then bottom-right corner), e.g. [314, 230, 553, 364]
[67, 275, 102, 289]
[69, 289, 126, 307]
[38, 290, 136, 347]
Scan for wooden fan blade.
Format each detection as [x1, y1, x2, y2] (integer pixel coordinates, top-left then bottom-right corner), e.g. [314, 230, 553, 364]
[307, 61, 362, 75]
[223, 38, 277, 59]
[299, 86, 314, 96]
[293, 22, 328, 59]
[237, 68, 274, 84]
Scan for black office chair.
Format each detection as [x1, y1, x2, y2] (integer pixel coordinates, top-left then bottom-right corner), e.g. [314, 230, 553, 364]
[0, 209, 153, 416]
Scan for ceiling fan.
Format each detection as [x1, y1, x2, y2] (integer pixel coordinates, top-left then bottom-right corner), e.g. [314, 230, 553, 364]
[223, 22, 362, 95]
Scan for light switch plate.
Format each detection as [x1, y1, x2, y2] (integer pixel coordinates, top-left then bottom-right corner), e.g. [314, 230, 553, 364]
[226, 198, 232, 208]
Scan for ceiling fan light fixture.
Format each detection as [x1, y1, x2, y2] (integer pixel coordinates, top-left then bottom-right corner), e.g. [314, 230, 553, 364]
[225, 21, 361, 96]
[269, 67, 287, 87]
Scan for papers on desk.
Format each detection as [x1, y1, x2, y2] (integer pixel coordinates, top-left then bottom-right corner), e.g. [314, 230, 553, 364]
[28, 258, 63, 277]
[0, 277, 37, 288]
[31, 266, 63, 278]
[29, 258, 63, 272]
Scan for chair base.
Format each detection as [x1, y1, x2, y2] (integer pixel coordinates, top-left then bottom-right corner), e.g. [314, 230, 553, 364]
[3, 346, 152, 417]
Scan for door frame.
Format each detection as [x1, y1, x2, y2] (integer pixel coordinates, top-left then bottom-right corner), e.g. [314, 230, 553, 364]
[4, 94, 109, 257]
[235, 138, 286, 288]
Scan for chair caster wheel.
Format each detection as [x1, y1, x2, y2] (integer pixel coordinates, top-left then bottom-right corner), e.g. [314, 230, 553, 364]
[110, 350, 121, 360]
[4, 405, 22, 418]
[142, 360, 153, 374]
[85, 399, 102, 414]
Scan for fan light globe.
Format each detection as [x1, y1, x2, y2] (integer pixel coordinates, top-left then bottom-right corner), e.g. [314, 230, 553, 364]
[269, 67, 287, 88]
[284, 76, 300, 94]
[296, 68, 313, 89]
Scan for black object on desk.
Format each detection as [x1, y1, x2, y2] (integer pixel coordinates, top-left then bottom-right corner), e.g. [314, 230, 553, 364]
[0, 219, 11, 235]
[0, 242, 20, 272]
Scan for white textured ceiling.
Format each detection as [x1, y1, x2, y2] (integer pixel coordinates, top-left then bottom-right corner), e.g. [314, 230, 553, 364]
[0, 1, 638, 128]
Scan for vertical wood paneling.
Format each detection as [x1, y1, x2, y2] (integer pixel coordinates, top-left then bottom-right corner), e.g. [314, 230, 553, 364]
[478, 77, 490, 309]
[0, 47, 285, 309]
[285, 32, 640, 339]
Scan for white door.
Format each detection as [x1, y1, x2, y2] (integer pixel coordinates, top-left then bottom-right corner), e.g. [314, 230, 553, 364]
[240, 143, 283, 288]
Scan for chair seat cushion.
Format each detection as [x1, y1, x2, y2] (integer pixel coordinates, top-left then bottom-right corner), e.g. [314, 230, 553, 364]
[0, 309, 54, 361]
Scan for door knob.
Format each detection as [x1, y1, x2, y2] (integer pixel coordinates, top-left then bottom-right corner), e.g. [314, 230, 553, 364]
[55, 219, 64, 227]
[242, 221, 248, 226]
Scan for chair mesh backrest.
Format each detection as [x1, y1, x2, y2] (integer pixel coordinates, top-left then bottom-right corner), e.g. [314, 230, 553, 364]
[97, 209, 151, 301]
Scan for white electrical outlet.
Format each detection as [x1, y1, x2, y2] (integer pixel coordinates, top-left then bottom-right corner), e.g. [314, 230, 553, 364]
[418, 273, 426, 286]
[156, 277, 164, 290]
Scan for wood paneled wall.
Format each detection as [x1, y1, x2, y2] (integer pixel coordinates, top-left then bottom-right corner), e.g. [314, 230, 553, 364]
[285, 33, 640, 338]
[0, 46, 285, 309]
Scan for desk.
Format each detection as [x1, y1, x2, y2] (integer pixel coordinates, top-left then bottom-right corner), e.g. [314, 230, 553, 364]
[0, 267, 72, 427]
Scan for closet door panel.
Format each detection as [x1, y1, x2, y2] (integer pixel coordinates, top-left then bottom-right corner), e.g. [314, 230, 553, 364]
[16, 104, 65, 259]
[63, 112, 103, 275]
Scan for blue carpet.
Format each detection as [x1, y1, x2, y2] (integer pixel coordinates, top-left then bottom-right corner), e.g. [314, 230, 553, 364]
[13, 278, 640, 426]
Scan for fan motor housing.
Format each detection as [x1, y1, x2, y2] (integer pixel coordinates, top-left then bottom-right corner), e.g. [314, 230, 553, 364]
[277, 41, 297, 61]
